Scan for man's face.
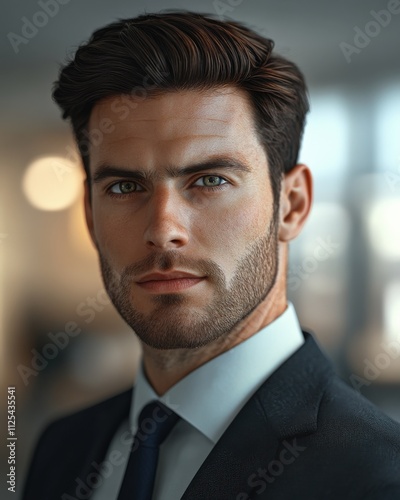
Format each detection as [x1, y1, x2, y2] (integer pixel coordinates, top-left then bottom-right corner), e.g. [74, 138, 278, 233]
[86, 87, 279, 349]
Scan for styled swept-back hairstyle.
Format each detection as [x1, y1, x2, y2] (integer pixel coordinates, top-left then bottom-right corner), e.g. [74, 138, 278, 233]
[53, 10, 309, 204]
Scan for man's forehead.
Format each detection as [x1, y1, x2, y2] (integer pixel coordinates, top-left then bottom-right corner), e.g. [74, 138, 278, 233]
[89, 87, 254, 131]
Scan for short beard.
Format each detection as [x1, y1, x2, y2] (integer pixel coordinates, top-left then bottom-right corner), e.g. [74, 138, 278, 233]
[99, 217, 279, 350]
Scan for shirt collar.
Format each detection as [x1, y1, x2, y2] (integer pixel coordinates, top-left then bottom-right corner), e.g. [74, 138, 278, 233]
[130, 302, 304, 444]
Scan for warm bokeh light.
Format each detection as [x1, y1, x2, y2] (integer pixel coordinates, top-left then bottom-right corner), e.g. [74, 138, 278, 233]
[368, 198, 400, 260]
[22, 156, 83, 211]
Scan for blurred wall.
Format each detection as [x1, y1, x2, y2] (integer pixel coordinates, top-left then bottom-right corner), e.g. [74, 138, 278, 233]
[1, 1, 400, 498]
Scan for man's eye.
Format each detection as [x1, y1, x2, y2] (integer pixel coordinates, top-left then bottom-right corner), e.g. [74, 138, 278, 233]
[194, 175, 227, 188]
[109, 181, 140, 194]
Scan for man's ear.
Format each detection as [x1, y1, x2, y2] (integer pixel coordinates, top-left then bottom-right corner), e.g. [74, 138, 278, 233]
[278, 163, 313, 242]
[83, 179, 97, 248]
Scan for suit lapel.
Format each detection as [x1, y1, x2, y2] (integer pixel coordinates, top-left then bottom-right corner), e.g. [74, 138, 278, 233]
[181, 390, 281, 499]
[181, 332, 334, 499]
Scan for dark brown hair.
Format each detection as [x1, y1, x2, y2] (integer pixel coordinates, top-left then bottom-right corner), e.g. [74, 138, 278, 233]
[53, 10, 309, 204]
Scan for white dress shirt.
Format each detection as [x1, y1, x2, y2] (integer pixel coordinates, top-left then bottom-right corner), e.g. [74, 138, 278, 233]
[91, 302, 304, 500]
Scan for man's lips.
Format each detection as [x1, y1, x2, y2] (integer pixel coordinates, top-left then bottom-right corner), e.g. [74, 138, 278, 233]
[136, 271, 204, 283]
[136, 272, 206, 292]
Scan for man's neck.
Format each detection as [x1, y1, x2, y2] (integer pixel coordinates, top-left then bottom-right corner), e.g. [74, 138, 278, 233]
[141, 287, 287, 396]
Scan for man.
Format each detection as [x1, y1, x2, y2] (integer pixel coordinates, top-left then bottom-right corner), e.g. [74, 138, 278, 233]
[22, 10, 400, 500]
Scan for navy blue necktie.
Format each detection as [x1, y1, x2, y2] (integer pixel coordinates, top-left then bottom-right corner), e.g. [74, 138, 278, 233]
[117, 400, 180, 500]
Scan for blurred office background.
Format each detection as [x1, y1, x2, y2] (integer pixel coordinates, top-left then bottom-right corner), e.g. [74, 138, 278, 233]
[1, 0, 399, 497]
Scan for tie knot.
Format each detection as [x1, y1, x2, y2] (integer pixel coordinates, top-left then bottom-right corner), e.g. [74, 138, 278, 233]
[135, 401, 179, 449]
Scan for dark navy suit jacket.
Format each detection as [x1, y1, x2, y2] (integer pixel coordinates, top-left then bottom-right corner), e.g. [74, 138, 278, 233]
[22, 332, 400, 499]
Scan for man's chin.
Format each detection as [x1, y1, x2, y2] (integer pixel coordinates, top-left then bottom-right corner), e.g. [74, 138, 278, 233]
[135, 333, 212, 350]
[130, 316, 231, 351]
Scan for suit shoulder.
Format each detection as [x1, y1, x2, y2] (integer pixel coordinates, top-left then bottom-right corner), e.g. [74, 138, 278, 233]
[319, 375, 400, 452]
[322, 376, 400, 429]
[22, 388, 132, 499]
[34, 386, 132, 449]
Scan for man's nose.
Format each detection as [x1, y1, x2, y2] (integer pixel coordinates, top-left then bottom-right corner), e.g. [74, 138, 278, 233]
[143, 185, 190, 250]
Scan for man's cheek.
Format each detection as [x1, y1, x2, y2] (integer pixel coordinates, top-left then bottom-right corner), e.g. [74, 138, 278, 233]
[94, 223, 136, 264]
[221, 206, 263, 247]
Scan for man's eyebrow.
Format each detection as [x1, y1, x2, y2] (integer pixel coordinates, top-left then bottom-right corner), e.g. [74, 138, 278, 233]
[92, 157, 252, 183]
